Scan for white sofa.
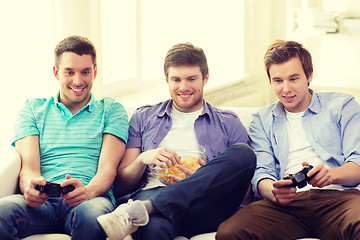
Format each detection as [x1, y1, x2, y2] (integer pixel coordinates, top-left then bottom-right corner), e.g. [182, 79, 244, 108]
[0, 107, 318, 240]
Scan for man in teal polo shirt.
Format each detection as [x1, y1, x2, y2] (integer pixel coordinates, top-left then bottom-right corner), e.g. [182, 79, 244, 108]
[0, 35, 129, 240]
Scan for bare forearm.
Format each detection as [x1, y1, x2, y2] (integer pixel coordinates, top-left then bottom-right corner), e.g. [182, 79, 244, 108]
[92, 133, 126, 197]
[115, 160, 147, 196]
[330, 162, 360, 186]
[86, 169, 117, 198]
[19, 169, 40, 194]
[16, 135, 42, 194]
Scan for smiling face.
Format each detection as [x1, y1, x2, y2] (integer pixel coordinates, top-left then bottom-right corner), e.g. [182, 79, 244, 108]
[53, 52, 97, 113]
[269, 56, 312, 113]
[166, 65, 208, 113]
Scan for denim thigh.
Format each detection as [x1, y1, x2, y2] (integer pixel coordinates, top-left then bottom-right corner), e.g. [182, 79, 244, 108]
[0, 194, 68, 240]
[64, 196, 114, 240]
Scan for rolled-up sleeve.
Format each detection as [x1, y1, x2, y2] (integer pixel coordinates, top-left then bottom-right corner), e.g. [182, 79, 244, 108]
[249, 112, 279, 198]
[340, 97, 360, 167]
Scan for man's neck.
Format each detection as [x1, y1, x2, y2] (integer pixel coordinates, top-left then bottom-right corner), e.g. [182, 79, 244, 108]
[59, 96, 90, 115]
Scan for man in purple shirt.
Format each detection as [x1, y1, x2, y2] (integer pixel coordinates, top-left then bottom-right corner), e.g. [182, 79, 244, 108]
[97, 42, 256, 240]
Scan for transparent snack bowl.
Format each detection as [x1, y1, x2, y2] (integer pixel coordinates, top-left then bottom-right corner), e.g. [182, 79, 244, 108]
[149, 146, 207, 185]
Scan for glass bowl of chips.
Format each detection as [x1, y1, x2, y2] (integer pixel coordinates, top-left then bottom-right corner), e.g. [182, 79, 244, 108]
[149, 146, 207, 185]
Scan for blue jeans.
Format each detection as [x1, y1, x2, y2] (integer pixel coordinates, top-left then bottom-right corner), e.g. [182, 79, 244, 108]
[0, 195, 114, 240]
[132, 143, 256, 240]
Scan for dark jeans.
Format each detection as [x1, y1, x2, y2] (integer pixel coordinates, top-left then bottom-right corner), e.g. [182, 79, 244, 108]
[216, 189, 360, 240]
[132, 143, 256, 240]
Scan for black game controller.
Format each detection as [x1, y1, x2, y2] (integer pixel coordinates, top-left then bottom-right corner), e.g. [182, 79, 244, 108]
[283, 164, 314, 188]
[35, 181, 75, 197]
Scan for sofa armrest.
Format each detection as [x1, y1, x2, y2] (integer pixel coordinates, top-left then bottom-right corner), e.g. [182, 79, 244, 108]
[0, 147, 21, 198]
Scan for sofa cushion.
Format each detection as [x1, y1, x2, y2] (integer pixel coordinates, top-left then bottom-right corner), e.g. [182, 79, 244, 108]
[0, 147, 20, 198]
[221, 107, 259, 132]
[22, 234, 71, 240]
[190, 232, 216, 240]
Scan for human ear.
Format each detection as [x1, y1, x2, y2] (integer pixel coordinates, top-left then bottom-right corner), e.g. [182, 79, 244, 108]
[53, 66, 59, 80]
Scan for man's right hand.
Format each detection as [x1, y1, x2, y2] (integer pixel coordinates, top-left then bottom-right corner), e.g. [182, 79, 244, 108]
[24, 177, 48, 207]
[138, 146, 181, 168]
[272, 179, 297, 206]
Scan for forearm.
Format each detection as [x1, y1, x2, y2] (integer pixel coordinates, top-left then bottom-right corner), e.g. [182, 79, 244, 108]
[16, 135, 42, 194]
[89, 133, 126, 197]
[86, 167, 117, 197]
[115, 159, 147, 196]
[330, 161, 360, 186]
[19, 168, 41, 194]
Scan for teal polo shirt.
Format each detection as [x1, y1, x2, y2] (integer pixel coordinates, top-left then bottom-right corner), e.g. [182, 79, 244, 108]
[12, 92, 129, 205]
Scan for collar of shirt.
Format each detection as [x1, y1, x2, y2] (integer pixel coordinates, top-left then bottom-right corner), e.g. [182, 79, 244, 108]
[156, 99, 210, 119]
[271, 89, 320, 118]
[53, 91, 95, 113]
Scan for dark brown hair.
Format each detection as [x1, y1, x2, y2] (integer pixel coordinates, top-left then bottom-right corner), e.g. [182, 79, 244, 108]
[264, 40, 313, 80]
[54, 35, 96, 68]
[164, 42, 208, 80]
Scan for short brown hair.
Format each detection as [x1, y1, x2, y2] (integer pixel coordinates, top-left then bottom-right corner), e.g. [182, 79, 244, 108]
[164, 42, 208, 80]
[264, 40, 313, 80]
[54, 35, 97, 68]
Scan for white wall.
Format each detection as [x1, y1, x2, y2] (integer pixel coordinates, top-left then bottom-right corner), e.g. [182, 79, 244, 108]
[1, 0, 359, 161]
[0, 0, 102, 160]
[0, 1, 56, 156]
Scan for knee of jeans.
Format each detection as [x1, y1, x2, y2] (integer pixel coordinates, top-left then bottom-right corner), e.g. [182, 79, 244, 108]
[0, 199, 13, 223]
[0, 195, 26, 218]
[73, 198, 114, 223]
[70, 198, 113, 239]
[227, 143, 256, 168]
[0, 195, 27, 235]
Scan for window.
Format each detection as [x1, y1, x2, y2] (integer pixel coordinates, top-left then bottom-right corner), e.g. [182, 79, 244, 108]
[100, 0, 244, 100]
[100, 0, 137, 85]
[286, 0, 360, 101]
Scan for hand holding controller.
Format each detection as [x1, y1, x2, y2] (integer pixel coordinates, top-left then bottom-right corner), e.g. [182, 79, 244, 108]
[283, 164, 314, 188]
[35, 181, 75, 197]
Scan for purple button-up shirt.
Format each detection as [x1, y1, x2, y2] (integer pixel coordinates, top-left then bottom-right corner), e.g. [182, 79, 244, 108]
[127, 100, 248, 161]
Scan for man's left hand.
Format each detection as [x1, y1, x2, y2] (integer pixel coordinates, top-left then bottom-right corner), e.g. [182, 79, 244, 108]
[306, 162, 333, 188]
[61, 174, 95, 207]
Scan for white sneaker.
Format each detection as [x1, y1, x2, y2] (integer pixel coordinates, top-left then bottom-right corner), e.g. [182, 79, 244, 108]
[97, 200, 149, 240]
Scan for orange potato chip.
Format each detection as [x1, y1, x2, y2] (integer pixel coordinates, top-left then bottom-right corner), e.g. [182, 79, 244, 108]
[157, 156, 200, 184]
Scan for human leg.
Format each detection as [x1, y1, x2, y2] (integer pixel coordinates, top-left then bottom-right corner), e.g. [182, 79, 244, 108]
[152, 143, 256, 223]
[0, 194, 65, 240]
[178, 193, 243, 238]
[127, 187, 176, 240]
[134, 143, 255, 239]
[130, 186, 223, 240]
[98, 144, 255, 240]
[131, 212, 177, 240]
[97, 199, 149, 240]
[311, 189, 360, 240]
[65, 196, 114, 240]
[216, 191, 315, 240]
